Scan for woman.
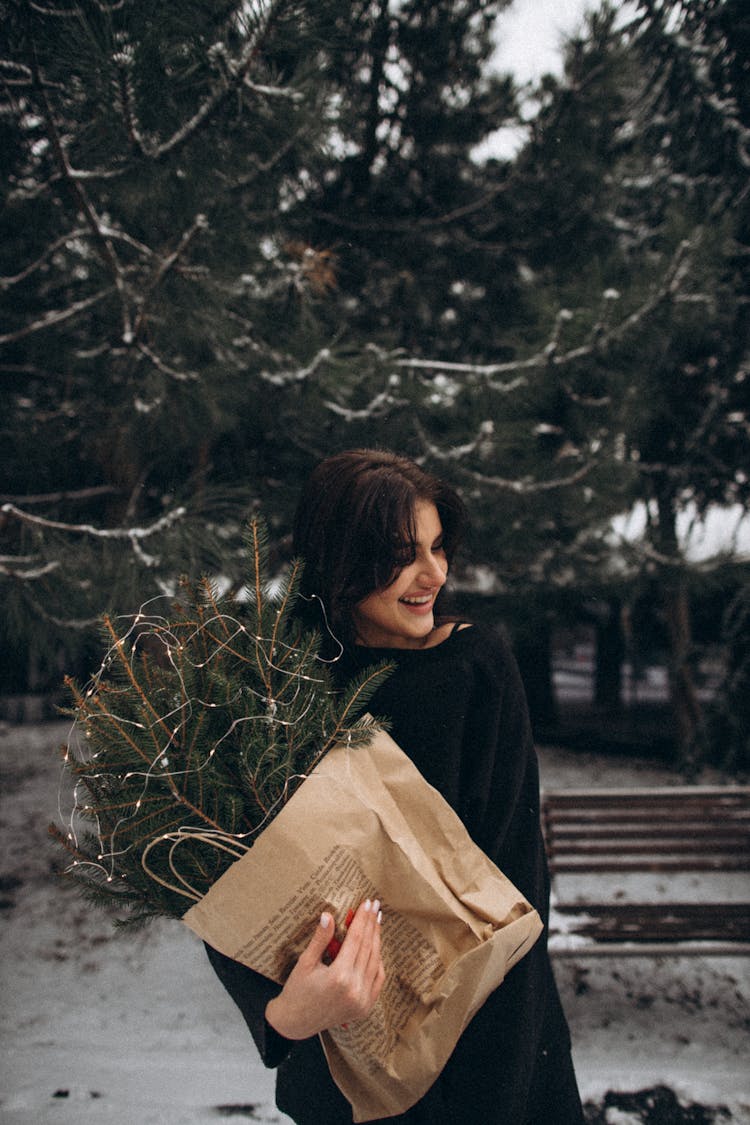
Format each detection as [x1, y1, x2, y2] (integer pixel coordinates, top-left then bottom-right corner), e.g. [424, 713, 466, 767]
[206, 449, 584, 1124]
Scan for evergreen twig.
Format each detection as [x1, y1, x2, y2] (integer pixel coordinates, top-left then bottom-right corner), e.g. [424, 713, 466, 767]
[51, 516, 391, 927]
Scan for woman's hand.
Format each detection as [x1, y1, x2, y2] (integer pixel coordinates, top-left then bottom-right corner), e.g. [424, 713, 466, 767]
[265, 899, 385, 1040]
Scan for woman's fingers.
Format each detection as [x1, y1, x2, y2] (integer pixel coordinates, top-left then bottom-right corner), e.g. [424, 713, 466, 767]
[294, 910, 336, 974]
[364, 904, 385, 1002]
[337, 898, 381, 973]
[328, 899, 384, 1011]
[357, 900, 384, 999]
[267, 899, 385, 1038]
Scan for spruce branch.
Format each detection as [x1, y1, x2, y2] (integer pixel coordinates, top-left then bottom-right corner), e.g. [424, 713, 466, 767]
[51, 516, 391, 926]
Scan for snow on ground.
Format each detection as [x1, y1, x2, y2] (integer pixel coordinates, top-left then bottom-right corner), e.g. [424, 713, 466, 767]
[1, 720, 748, 1124]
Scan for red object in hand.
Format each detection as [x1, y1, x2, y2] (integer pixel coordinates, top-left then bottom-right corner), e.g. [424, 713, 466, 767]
[326, 908, 356, 961]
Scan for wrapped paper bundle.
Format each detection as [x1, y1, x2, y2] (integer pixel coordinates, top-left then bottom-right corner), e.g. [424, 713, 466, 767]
[184, 727, 542, 1121]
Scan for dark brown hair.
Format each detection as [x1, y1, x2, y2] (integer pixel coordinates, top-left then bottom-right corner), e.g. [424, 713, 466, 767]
[292, 449, 467, 647]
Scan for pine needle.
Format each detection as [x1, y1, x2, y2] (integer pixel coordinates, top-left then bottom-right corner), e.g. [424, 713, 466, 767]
[50, 515, 391, 927]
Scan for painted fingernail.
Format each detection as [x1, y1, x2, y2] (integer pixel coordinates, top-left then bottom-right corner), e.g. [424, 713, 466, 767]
[363, 899, 372, 912]
[377, 910, 383, 925]
[372, 899, 381, 914]
[321, 911, 332, 928]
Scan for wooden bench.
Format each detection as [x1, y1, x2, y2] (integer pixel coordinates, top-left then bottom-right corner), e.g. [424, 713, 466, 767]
[541, 785, 750, 956]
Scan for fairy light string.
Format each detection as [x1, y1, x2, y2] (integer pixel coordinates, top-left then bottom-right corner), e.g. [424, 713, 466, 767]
[52, 522, 390, 923]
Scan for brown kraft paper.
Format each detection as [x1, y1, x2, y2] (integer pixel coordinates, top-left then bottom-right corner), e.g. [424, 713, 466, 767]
[183, 727, 543, 1122]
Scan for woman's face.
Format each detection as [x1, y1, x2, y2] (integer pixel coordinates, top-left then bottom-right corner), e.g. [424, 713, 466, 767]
[352, 500, 448, 649]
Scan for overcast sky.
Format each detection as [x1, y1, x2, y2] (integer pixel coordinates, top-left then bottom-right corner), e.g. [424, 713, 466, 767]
[492, 0, 601, 85]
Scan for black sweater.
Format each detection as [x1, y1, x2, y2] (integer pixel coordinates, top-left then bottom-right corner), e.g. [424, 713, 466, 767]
[206, 623, 583, 1125]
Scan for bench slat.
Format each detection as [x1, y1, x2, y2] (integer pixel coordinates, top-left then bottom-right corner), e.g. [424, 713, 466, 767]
[546, 808, 749, 822]
[548, 855, 750, 872]
[552, 903, 750, 943]
[549, 823, 746, 836]
[548, 840, 748, 855]
[542, 785, 750, 801]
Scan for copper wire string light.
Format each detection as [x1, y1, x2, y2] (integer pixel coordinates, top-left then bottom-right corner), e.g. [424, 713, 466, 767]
[51, 517, 390, 924]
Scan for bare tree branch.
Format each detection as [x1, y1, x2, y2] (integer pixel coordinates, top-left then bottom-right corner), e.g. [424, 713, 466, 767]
[131, 215, 209, 342]
[312, 182, 511, 234]
[228, 127, 308, 186]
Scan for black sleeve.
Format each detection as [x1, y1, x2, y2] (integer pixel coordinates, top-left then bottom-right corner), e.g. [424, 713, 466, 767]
[457, 630, 537, 853]
[204, 943, 294, 1069]
[480, 633, 540, 858]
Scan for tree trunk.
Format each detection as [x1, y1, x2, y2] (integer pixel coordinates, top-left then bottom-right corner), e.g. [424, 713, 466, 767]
[663, 573, 703, 756]
[513, 616, 558, 728]
[655, 494, 703, 757]
[594, 599, 625, 712]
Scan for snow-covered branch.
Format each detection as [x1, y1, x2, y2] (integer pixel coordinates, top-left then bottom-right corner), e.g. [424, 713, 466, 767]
[608, 530, 744, 575]
[397, 354, 530, 389]
[395, 240, 694, 388]
[1, 504, 186, 541]
[28, 2, 80, 15]
[0, 227, 88, 288]
[0, 289, 114, 345]
[672, 31, 750, 171]
[414, 419, 597, 494]
[0, 558, 61, 581]
[135, 344, 199, 383]
[116, 0, 287, 161]
[414, 419, 495, 462]
[323, 389, 408, 421]
[29, 46, 133, 342]
[260, 347, 332, 387]
[243, 80, 303, 101]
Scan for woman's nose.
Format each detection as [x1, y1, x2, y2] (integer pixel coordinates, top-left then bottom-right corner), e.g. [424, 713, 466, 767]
[418, 553, 446, 585]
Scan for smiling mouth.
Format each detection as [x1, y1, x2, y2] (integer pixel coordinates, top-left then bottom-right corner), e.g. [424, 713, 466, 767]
[399, 594, 433, 607]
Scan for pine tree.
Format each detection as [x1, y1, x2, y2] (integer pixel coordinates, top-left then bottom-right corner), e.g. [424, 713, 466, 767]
[600, 0, 750, 757]
[0, 0, 352, 682]
[50, 517, 390, 927]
